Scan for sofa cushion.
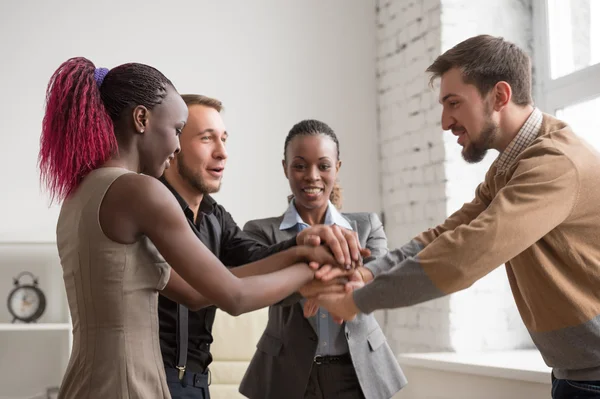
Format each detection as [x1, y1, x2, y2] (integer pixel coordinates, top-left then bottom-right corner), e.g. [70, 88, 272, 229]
[209, 384, 247, 399]
[211, 308, 268, 360]
[210, 360, 250, 385]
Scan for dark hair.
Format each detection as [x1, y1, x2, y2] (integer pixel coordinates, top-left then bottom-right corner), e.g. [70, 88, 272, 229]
[284, 119, 343, 209]
[39, 57, 174, 202]
[180, 94, 223, 112]
[426, 34, 532, 106]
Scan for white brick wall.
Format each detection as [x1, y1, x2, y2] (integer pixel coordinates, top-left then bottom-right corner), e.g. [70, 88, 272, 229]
[376, 0, 535, 354]
[376, 0, 452, 354]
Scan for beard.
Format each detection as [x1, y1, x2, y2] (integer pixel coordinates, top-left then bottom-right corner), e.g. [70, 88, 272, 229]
[176, 152, 221, 195]
[462, 103, 499, 164]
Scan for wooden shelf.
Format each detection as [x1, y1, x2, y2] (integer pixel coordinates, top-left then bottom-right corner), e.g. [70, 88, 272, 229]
[0, 323, 70, 331]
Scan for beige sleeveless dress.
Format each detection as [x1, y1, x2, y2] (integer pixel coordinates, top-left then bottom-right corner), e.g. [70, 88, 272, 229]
[56, 167, 171, 399]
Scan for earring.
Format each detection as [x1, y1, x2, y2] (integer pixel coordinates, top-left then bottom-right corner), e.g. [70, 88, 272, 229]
[140, 129, 145, 133]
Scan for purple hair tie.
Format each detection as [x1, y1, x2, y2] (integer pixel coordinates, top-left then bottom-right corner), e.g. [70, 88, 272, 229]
[94, 67, 109, 87]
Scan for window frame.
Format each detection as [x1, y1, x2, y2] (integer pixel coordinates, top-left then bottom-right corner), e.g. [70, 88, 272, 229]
[532, 0, 600, 114]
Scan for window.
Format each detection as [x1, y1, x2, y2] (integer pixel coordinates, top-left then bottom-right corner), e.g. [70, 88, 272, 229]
[534, 0, 600, 150]
[547, 0, 600, 79]
[556, 96, 600, 148]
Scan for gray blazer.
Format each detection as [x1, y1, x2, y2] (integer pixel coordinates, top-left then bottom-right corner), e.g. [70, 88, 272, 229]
[238, 212, 407, 399]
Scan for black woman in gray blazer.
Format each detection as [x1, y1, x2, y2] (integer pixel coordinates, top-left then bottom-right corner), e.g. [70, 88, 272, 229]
[239, 120, 406, 399]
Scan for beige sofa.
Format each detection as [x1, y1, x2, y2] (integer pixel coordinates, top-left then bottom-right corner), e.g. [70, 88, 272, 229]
[209, 308, 269, 399]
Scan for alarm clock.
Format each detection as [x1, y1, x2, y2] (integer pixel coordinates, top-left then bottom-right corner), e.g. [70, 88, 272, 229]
[7, 271, 46, 323]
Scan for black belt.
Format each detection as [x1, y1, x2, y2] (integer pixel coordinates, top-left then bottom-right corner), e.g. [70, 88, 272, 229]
[165, 367, 211, 388]
[313, 353, 352, 365]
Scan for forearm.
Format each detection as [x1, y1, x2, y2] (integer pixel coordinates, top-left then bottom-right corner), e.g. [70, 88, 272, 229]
[184, 296, 211, 311]
[229, 246, 307, 278]
[223, 219, 296, 266]
[162, 250, 310, 310]
[355, 227, 542, 314]
[416, 181, 491, 247]
[353, 256, 445, 313]
[363, 240, 424, 277]
[235, 245, 326, 308]
[240, 236, 297, 264]
[233, 263, 314, 315]
[161, 270, 213, 311]
[354, 166, 578, 314]
[362, 184, 490, 278]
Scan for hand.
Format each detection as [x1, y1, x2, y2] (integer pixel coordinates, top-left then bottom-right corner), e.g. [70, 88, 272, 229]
[302, 275, 359, 323]
[303, 298, 319, 318]
[344, 269, 367, 292]
[299, 245, 338, 270]
[323, 271, 365, 324]
[298, 277, 347, 298]
[297, 225, 362, 269]
[316, 292, 359, 323]
[315, 260, 371, 282]
[300, 277, 347, 319]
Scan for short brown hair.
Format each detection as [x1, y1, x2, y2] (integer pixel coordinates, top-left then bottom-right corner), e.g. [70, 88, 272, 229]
[426, 35, 532, 106]
[180, 94, 223, 112]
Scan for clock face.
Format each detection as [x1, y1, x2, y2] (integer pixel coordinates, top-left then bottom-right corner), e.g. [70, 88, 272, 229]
[10, 287, 41, 319]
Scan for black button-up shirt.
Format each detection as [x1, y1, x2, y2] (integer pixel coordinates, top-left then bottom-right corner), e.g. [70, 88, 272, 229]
[158, 177, 297, 373]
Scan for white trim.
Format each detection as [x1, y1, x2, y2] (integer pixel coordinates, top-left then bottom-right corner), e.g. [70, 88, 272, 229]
[0, 322, 70, 331]
[398, 350, 551, 384]
[532, 0, 551, 111]
[544, 63, 600, 112]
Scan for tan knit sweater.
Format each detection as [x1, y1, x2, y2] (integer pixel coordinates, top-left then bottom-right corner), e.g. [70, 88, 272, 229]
[357, 113, 600, 380]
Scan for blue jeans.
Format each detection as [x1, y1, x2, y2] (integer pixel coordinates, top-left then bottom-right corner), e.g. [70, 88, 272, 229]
[552, 373, 600, 398]
[165, 367, 211, 399]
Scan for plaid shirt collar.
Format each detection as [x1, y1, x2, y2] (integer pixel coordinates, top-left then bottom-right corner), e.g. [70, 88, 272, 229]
[495, 108, 543, 173]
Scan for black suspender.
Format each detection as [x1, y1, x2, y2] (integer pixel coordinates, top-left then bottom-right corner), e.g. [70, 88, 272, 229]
[176, 212, 222, 381]
[175, 304, 189, 380]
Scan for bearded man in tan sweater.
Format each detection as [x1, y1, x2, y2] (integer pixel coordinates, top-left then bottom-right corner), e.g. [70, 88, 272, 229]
[317, 34, 600, 398]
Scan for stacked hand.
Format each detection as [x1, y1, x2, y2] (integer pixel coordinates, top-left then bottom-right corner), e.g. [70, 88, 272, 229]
[294, 224, 372, 323]
[302, 267, 368, 322]
[297, 224, 367, 269]
[313, 290, 360, 323]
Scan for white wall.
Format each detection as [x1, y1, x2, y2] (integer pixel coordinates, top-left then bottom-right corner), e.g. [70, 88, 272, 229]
[376, 0, 451, 353]
[0, 0, 379, 242]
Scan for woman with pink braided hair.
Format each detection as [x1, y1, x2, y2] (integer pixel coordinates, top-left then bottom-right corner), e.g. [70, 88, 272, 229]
[39, 57, 346, 399]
